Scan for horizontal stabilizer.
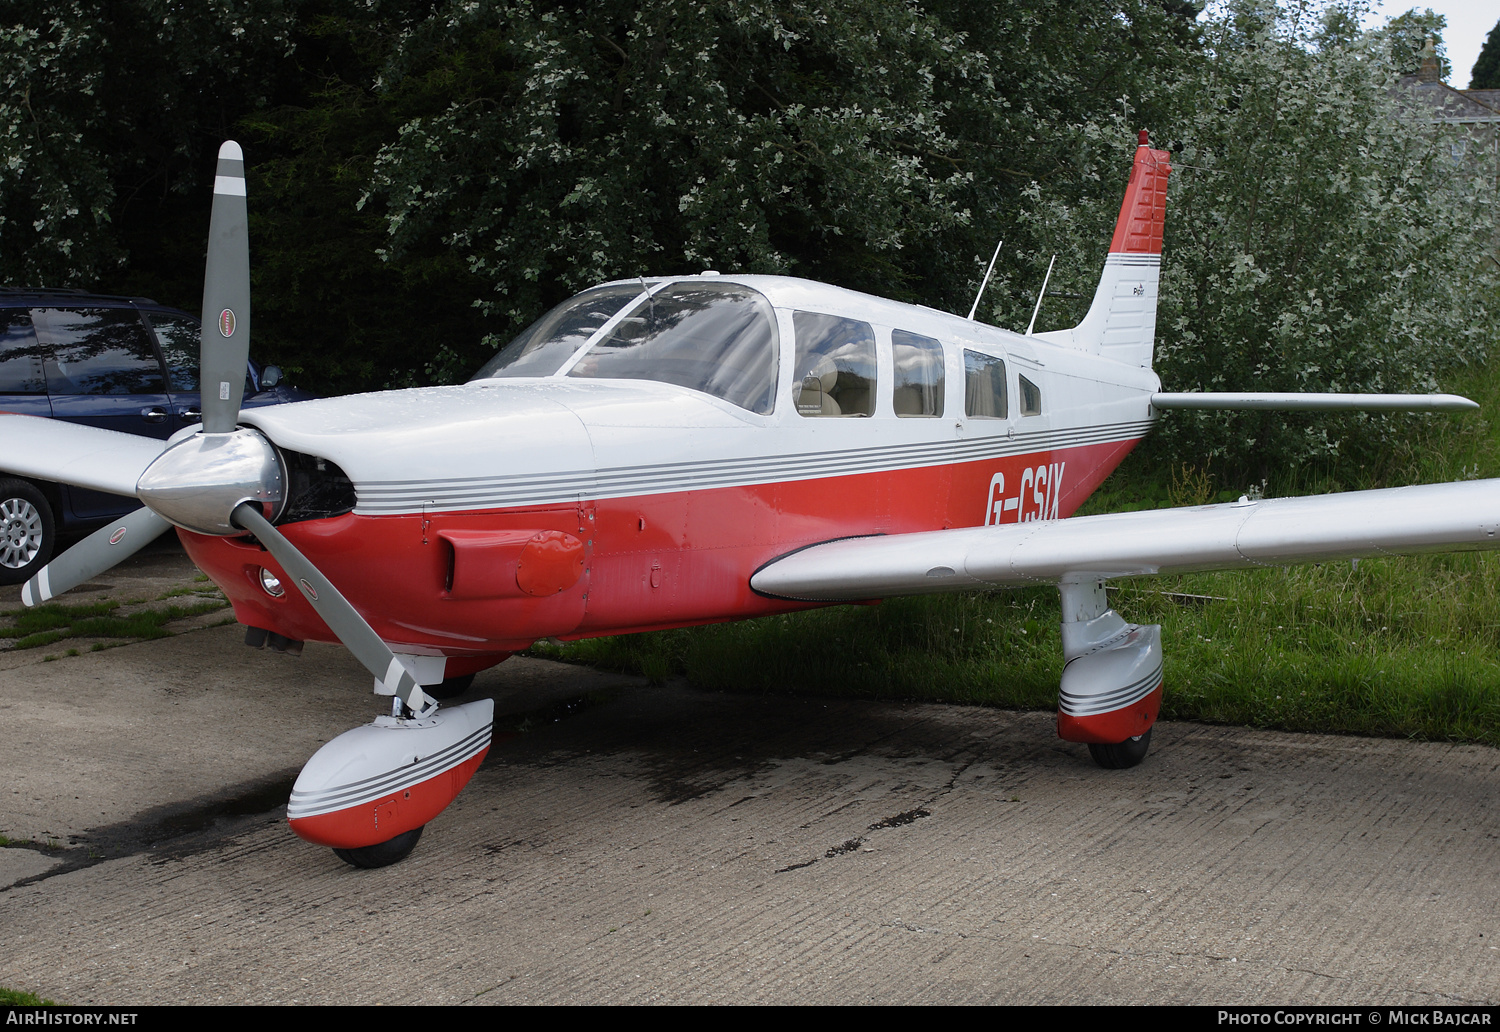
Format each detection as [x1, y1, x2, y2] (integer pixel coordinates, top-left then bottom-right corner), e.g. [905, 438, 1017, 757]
[0, 414, 168, 496]
[751, 479, 1500, 601]
[1151, 392, 1478, 412]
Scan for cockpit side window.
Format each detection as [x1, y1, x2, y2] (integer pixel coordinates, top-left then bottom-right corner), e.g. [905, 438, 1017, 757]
[471, 283, 643, 379]
[892, 329, 944, 417]
[793, 312, 876, 417]
[567, 283, 778, 414]
[964, 349, 1007, 418]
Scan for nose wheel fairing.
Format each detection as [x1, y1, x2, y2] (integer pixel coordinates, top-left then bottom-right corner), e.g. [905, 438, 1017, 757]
[287, 699, 494, 850]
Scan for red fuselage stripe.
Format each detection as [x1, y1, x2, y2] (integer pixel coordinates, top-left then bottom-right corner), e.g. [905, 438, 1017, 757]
[181, 436, 1142, 655]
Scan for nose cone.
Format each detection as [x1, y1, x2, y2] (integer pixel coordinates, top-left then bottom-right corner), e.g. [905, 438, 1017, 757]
[137, 427, 284, 535]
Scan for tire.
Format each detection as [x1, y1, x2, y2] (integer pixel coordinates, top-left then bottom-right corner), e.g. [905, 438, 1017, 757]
[0, 479, 54, 587]
[332, 825, 424, 869]
[424, 672, 475, 700]
[1087, 727, 1152, 770]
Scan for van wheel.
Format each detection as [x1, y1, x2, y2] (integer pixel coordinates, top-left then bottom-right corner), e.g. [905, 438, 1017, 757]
[0, 479, 54, 587]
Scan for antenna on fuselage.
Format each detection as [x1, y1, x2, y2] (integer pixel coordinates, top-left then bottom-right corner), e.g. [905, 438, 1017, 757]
[1024, 254, 1057, 336]
[965, 239, 1003, 321]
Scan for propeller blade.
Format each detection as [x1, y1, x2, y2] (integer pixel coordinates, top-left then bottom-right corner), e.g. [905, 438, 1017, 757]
[21, 507, 173, 607]
[0, 414, 169, 497]
[230, 503, 428, 710]
[200, 141, 251, 435]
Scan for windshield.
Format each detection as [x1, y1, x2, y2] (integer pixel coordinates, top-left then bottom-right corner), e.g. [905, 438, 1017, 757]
[567, 283, 777, 414]
[471, 283, 643, 379]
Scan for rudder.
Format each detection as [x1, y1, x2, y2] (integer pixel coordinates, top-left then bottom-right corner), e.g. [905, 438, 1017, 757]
[1034, 130, 1170, 369]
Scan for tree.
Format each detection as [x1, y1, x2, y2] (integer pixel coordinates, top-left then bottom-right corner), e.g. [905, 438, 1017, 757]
[1371, 6, 1449, 80]
[356, 0, 1201, 381]
[0, 0, 298, 289]
[1144, 1, 1498, 479]
[1472, 18, 1500, 89]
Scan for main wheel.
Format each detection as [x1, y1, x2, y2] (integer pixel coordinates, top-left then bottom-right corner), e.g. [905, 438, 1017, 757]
[1087, 727, 1152, 769]
[0, 479, 54, 587]
[424, 672, 475, 700]
[332, 825, 424, 869]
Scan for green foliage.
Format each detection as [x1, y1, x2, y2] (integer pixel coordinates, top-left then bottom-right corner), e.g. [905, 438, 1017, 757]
[1145, 0, 1499, 479]
[359, 0, 1199, 375]
[1369, 5, 1449, 80]
[0, 0, 298, 289]
[1472, 19, 1500, 89]
[238, 4, 497, 391]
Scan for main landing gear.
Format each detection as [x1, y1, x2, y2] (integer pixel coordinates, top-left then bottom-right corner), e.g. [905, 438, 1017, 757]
[1054, 578, 1163, 770]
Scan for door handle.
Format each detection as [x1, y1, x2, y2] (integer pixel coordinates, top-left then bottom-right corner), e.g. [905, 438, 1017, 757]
[141, 407, 168, 423]
[178, 407, 202, 420]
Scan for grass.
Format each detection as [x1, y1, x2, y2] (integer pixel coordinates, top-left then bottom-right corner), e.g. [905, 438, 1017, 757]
[537, 357, 1500, 748]
[0, 987, 56, 1006]
[0, 597, 230, 650]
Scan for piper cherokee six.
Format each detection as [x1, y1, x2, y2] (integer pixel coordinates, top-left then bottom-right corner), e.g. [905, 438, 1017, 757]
[2, 133, 1491, 868]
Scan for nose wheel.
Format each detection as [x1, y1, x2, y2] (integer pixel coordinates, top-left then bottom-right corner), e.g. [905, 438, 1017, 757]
[332, 826, 425, 869]
[1087, 728, 1152, 769]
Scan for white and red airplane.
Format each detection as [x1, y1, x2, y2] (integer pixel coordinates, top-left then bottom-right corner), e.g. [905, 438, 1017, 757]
[4, 133, 1493, 868]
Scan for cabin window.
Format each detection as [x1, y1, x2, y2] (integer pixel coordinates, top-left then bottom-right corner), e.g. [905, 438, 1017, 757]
[963, 350, 1007, 419]
[472, 283, 643, 379]
[891, 330, 944, 417]
[793, 312, 876, 417]
[1019, 374, 1041, 416]
[567, 283, 778, 414]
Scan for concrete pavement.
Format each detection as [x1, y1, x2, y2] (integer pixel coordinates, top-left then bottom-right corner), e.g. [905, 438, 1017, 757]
[0, 544, 1495, 1004]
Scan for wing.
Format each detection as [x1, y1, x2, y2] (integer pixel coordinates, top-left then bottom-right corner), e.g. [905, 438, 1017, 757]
[750, 479, 1500, 601]
[0, 413, 169, 497]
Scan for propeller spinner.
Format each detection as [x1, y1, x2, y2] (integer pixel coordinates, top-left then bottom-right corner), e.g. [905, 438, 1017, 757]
[21, 142, 428, 711]
[16, 141, 493, 867]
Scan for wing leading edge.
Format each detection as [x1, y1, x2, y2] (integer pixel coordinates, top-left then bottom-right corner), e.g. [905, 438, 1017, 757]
[750, 479, 1500, 602]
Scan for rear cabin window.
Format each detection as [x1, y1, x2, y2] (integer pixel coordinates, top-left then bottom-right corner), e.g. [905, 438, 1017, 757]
[891, 329, 944, 417]
[1019, 374, 1042, 416]
[964, 350, 1007, 419]
[793, 312, 876, 417]
[567, 283, 778, 414]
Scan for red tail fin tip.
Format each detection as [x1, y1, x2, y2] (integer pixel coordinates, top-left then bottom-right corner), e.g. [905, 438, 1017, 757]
[1108, 134, 1171, 256]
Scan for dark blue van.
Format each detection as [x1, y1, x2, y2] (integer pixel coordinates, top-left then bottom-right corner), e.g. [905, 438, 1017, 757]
[0, 288, 313, 585]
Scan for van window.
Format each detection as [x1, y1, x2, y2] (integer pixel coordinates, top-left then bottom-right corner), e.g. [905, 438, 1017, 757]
[0, 311, 45, 394]
[35, 308, 165, 396]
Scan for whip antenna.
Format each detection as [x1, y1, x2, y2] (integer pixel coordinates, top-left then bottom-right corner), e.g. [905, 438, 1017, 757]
[966, 239, 1003, 321]
[1025, 254, 1057, 336]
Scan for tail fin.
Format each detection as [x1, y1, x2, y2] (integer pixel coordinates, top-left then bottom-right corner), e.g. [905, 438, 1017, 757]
[1034, 130, 1169, 369]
